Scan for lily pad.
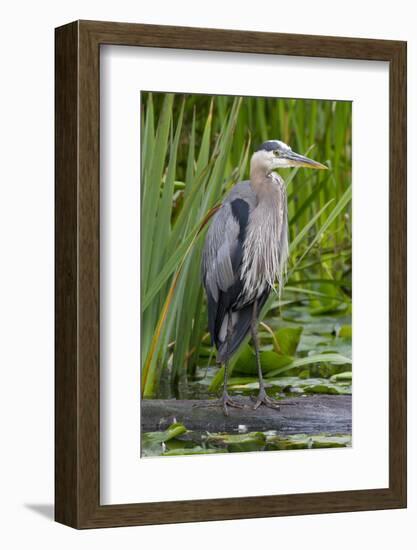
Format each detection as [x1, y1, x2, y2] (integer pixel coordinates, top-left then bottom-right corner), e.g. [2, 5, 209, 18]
[266, 433, 352, 451]
[233, 344, 293, 375]
[310, 303, 348, 316]
[330, 371, 352, 383]
[265, 353, 351, 378]
[338, 324, 352, 339]
[274, 326, 303, 356]
[142, 422, 187, 456]
[142, 422, 187, 443]
[163, 447, 227, 456]
[229, 375, 351, 395]
[303, 383, 350, 395]
[207, 432, 266, 453]
[266, 434, 312, 450]
[311, 435, 352, 448]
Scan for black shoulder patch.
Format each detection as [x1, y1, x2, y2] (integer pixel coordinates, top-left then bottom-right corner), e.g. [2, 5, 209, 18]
[230, 198, 249, 243]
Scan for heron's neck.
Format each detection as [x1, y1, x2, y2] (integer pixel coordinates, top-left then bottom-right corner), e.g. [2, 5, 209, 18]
[250, 166, 282, 203]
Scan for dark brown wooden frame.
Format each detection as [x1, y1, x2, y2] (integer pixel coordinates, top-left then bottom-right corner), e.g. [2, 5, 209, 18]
[55, 20, 407, 529]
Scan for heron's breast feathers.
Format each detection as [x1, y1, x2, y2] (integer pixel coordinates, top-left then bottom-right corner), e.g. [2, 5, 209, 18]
[238, 189, 288, 305]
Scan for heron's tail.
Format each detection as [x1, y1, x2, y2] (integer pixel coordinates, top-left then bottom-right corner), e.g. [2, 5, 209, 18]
[216, 306, 253, 363]
[216, 290, 270, 363]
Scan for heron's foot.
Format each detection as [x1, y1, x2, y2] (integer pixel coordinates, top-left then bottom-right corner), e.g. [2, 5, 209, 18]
[251, 388, 281, 411]
[193, 392, 245, 416]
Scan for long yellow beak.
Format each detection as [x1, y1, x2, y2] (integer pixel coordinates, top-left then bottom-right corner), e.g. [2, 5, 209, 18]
[284, 151, 328, 170]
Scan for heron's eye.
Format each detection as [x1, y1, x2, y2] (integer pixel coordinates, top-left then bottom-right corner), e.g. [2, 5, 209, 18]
[273, 150, 281, 157]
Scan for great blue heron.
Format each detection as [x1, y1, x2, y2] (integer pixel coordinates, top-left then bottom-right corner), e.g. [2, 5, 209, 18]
[201, 140, 327, 415]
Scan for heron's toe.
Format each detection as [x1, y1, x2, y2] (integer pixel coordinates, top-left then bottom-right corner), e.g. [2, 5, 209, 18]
[251, 390, 281, 411]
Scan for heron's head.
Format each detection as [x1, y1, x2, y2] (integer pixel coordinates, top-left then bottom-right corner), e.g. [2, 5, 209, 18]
[251, 140, 328, 174]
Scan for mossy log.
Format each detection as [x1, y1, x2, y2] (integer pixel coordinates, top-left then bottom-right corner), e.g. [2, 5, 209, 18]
[141, 395, 351, 434]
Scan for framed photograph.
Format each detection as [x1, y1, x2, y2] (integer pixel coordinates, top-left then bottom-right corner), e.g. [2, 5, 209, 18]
[55, 20, 406, 528]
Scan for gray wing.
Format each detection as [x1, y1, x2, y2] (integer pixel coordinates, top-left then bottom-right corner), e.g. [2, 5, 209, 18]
[201, 181, 256, 301]
[202, 202, 239, 302]
[201, 181, 257, 350]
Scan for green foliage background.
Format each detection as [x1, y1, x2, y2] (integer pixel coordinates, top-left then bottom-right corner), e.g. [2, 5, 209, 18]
[141, 93, 352, 398]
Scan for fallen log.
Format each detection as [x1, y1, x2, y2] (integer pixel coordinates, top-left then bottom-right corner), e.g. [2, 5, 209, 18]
[141, 395, 351, 434]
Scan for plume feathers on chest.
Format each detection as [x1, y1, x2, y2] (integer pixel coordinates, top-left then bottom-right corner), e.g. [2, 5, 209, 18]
[240, 177, 288, 300]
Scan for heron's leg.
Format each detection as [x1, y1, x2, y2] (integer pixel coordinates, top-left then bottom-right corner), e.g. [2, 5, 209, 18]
[217, 314, 246, 415]
[251, 299, 280, 411]
[193, 313, 244, 416]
